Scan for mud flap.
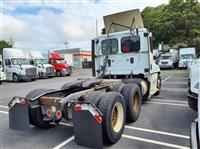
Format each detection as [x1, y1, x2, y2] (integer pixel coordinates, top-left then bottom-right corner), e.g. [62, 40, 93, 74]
[9, 97, 30, 131]
[72, 103, 103, 149]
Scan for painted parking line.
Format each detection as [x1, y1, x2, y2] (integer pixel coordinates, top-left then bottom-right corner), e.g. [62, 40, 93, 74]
[0, 111, 8, 114]
[122, 134, 189, 149]
[52, 136, 75, 149]
[150, 99, 188, 104]
[125, 125, 189, 139]
[148, 101, 188, 107]
[0, 105, 9, 109]
[162, 75, 172, 83]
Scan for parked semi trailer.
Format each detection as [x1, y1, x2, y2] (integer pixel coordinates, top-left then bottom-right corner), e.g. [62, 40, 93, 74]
[3, 48, 37, 82]
[29, 51, 55, 78]
[8, 9, 161, 148]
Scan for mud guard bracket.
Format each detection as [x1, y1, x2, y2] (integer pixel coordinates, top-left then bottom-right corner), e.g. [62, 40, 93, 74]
[9, 97, 30, 131]
[72, 103, 103, 149]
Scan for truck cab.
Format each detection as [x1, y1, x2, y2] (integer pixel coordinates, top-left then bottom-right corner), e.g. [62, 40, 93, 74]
[49, 52, 72, 77]
[29, 51, 55, 78]
[179, 47, 196, 69]
[92, 9, 160, 98]
[3, 48, 37, 82]
[158, 49, 178, 69]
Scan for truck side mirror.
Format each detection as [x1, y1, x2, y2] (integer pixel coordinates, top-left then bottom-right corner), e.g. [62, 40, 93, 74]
[153, 55, 157, 60]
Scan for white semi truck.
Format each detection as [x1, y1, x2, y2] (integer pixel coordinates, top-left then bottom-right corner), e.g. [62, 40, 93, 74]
[187, 58, 200, 111]
[3, 48, 37, 82]
[158, 49, 178, 69]
[179, 47, 196, 69]
[0, 55, 6, 84]
[29, 51, 55, 78]
[8, 9, 161, 148]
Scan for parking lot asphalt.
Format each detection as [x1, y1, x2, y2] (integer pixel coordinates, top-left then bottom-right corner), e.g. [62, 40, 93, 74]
[0, 69, 197, 149]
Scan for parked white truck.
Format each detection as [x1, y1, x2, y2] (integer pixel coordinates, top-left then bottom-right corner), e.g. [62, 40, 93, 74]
[3, 48, 37, 82]
[29, 51, 55, 78]
[179, 47, 196, 69]
[0, 55, 6, 84]
[158, 49, 178, 69]
[187, 58, 200, 111]
[8, 9, 161, 148]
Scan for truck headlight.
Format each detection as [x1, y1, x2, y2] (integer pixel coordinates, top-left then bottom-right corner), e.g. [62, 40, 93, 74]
[194, 82, 199, 89]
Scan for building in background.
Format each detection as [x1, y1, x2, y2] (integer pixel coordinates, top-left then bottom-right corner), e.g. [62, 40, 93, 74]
[54, 48, 92, 69]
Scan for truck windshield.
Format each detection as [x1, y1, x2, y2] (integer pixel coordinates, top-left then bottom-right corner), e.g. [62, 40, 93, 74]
[160, 56, 171, 60]
[55, 60, 66, 64]
[35, 59, 48, 64]
[11, 58, 30, 65]
[102, 38, 118, 55]
[181, 54, 194, 59]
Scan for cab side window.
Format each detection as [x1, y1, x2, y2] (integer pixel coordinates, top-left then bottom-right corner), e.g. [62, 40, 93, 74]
[5, 59, 11, 65]
[29, 59, 34, 65]
[101, 38, 118, 55]
[121, 36, 140, 53]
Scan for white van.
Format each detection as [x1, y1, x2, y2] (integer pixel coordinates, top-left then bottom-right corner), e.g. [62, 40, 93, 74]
[3, 48, 37, 82]
[29, 51, 55, 78]
[0, 55, 6, 84]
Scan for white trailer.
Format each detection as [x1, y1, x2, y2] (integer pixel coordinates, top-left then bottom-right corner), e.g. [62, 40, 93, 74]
[29, 51, 55, 78]
[158, 49, 178, 69]
[179, 47, 196, 69]
[3, 48, 37, 82]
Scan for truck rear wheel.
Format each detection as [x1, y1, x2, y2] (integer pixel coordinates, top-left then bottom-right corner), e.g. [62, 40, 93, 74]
[154, 75, 161, 96]
[98, 92, 125, 144]
[122, 84, 141, 123]
[111, 82, 125, 93]
[85, 91, 104, 106]
[26, 89, 60, 129]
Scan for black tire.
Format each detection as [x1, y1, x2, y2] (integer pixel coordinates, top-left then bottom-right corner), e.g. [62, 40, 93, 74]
[122, 84, 142, 123]
[31, 79, 36, 81]
[154, 75, 161, 96]
[85, 91, 104, 106]
[0, 81, 2, 84]
[26, 89, 60, 128]
[111, 82, 125, 93]
[12, 74, 19, 83]
[56, 71, 61, 77]
[97, 92, 126, 144]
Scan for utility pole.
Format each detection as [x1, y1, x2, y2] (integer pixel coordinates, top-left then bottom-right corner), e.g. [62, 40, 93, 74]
[64, 40, 69, 50]
[10, 37, 14, 47]
[96, 19, 98, 38]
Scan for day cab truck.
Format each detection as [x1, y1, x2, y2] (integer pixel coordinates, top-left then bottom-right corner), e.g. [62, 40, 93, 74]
[3, 48, 37, 82]
[0, 55, 6, 84]
[179, 47, 196, 69]
[158, 49, 178, 69]
[49, 52, 72, 77]
[187, 58, 200, 111]
[29, 51, 55, 78]
[8, 9, 161, 148]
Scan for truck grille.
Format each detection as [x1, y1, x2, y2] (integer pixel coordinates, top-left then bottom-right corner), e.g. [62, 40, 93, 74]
[46, 67, 54, 74]
[26, 68, 36, 76]
[162, 62, 168, 65]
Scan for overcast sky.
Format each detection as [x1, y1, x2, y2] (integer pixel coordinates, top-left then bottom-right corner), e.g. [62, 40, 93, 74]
[1, 0, 169, 53]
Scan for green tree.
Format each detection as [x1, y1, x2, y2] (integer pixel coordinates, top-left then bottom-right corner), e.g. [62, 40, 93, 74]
[142, 0, 200, 56]
[0, 40, 13, 54]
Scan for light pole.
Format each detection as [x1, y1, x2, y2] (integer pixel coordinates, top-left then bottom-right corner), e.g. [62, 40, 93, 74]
[64, 41, 69, 50]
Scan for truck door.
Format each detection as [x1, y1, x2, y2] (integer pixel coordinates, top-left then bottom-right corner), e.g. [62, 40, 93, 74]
[4, 59, 12, 80]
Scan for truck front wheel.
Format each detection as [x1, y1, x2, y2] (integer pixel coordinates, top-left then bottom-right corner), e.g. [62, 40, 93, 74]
[122, 84, 141, 123]
[56, 71, 61, 77]
[98, 92, 126, 144]
[12, 74, 19, 83]
[154, 75, 161, 96]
